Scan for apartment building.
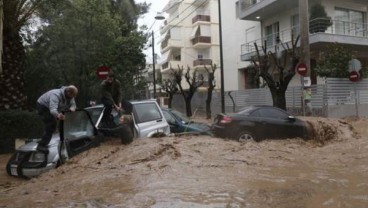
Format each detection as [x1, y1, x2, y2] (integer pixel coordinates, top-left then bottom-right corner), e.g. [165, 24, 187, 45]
[158, 0, 221, 90]
[238, 0, 368, 86]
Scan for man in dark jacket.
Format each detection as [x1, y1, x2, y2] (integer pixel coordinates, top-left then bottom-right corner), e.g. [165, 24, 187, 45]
[100, 72, 122, 127]
[36, 85, 78, 152]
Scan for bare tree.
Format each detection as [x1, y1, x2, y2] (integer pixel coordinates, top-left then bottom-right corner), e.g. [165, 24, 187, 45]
[171, 65, 203, 117]
[161, 77, 178, 109]
[204, 64, 216, 119]
[251, 36, 300, 110]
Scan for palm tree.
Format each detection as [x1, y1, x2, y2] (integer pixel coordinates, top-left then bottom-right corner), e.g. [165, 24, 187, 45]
[0, 0, 44, 110]
[0, 0, 3, 75]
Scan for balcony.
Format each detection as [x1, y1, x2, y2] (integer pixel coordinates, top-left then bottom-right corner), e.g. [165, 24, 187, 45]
[240, 18, 368, 61]
[191, 36, 211, 49]
[160, 18, 182, 34]
[192, 0, 208, 6]
[192, 15, 211, 24]
[161, 60, 182, 72]
[161, 38, 183, 53]
[193, 59, 212, 69]
[238, 0, 297, 21]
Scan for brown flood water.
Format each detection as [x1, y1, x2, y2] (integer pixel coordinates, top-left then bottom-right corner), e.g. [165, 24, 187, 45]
[0, 117, 368, 208]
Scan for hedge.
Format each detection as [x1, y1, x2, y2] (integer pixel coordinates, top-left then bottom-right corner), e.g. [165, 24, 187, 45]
[0, 110, 44, 153]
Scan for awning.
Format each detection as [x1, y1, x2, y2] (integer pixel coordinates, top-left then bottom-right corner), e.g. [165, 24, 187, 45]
[158, 50, 171, 65]
[190, 25, 199, 39]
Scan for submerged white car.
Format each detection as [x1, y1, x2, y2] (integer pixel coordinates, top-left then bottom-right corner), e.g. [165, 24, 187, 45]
[6, 99, 170, 178]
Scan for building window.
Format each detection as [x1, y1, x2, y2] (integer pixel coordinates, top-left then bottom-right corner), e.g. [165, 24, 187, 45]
[334, 8, 365, 36]
[265, 22, 279, 47]
[291, 14, 300, 39]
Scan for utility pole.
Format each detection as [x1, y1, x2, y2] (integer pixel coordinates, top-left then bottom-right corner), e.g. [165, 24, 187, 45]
[299, 0, 312, 115]
[152, 31, 156, 99]
[218, 0, 225, 113]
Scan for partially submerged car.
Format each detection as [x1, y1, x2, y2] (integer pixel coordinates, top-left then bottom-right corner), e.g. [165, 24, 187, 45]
[161, 108, 212, 136]
[212, 106, 308, 142]
[6, 109, 102, 178]
[86, 100, 170, 138]
[6, 99, 170, 178]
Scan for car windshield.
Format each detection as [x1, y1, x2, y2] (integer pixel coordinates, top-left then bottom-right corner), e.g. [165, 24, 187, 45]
[64, 111, 95, 140]
[171, 110, 191, 124]
[133, 102, 163, 124]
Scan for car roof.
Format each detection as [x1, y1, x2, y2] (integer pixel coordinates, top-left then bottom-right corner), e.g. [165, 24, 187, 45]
[85, 99, 158, 110]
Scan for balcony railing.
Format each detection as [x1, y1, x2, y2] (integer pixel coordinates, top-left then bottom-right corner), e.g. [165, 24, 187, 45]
[241, 18, 368, 59]
[240, 0, 264, 12]
[193, 59, 212, 67]
[192, 15, 211, 24]
[191, 36, 211, 45]
[162, 62, 169, 70]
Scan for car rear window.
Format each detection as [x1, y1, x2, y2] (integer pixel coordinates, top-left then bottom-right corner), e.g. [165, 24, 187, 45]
[133, 102, 163, 124]
[237, 107, 254, 115]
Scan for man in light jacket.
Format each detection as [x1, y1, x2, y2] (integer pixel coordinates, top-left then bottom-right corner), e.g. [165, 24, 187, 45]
[36, 85, 78, 152]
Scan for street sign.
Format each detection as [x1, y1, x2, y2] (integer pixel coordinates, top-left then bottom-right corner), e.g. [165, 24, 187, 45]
[296, 63, 307, 76]
[348, 59, 361, 72]
[96, 66, 111, 80]
[349, 71, 360, 82]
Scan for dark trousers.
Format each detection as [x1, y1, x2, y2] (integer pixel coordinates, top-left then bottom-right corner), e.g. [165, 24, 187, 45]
[101, 97, 113, 124]
[37, 103, 57, 146]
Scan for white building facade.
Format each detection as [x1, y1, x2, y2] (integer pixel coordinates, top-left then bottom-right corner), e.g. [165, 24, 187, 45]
[158, 0, 262, 91]
[237, 0, 368, 86]
[159, 0, 221, 90]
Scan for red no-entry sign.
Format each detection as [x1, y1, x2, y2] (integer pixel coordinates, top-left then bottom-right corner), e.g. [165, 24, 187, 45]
[349, 71, 360, 82]
[296, 63, 307, 76]
[96, 66, 111, 80]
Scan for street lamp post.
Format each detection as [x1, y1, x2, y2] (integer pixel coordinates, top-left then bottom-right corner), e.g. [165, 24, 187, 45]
[151, 12, 165, 99]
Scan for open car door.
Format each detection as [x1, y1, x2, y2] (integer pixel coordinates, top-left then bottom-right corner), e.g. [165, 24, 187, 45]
[61, 110, 103, 158]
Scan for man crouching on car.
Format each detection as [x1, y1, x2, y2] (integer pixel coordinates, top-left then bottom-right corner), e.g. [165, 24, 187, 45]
[36, 85, 78, 153]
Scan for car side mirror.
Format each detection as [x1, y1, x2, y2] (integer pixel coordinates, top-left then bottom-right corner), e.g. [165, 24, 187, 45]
[288, 116, 296, 121]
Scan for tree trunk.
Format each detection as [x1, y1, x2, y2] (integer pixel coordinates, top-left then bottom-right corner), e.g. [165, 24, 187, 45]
[0, 32, 27, 110]
[206, 89, 213, 119]
[185, 97, 192, 117]
[168, 94, 173, 108]
[270, 88, 287, 110]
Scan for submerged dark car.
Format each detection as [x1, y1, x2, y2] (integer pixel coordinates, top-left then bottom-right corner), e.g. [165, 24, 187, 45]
[161, 108, 212, 136]
[212, 106, 308, 142]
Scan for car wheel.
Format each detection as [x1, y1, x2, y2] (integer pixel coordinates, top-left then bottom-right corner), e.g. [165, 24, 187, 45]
[237, 131, 257, 142]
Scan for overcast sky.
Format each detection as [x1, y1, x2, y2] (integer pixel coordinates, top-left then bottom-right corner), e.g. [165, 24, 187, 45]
[136, 0, 170, 61]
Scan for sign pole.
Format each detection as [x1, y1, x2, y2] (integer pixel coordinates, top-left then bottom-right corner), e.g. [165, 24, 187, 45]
[354, 82, 359, 117]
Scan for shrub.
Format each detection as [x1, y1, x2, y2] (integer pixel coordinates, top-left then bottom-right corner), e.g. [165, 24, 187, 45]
[309, 3, 332, 33]
[0, 110, 44, 139]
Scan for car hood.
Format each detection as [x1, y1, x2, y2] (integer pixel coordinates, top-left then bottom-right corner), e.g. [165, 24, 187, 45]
[18, 134, 60, 152]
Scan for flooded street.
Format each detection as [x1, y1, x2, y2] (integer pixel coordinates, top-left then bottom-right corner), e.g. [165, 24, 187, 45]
[1, 117, 368, 208]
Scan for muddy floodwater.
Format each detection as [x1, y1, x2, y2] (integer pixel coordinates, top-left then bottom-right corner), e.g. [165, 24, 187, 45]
[1, 117, 368, 208]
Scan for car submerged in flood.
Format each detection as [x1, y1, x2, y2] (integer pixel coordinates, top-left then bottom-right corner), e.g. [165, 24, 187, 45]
[211, 106, 308, 142]
[6, 99, 170, 178]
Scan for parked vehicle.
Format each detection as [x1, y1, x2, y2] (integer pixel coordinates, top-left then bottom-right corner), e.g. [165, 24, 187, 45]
[212, 106, 308, 142]
[6, 100, 170, 178]
[161, 108, 212, 136]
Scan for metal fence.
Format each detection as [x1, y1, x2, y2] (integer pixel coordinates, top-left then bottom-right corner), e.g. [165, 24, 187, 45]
[171, 78, 368, 118]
